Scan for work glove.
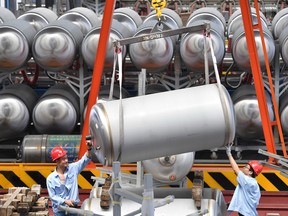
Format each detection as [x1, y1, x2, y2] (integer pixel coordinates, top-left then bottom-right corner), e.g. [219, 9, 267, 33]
[225, 143, 233, 157]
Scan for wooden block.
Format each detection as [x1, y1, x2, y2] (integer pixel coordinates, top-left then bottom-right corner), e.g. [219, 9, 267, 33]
[31, 185, 41, 196]
[0, 199, 7, 205]
[21, 188, 30, 196]
[4, 194, 12, 199]
[16, 194, 25, 202]
[35, 211, 49, 216]
[10, 200, 20, 209]
[0, 207, 7, 216]
[28, 212, 36, 216]
[0, 205, 15, 216]
[31, 206, 46, 212]
[22, 196, 33, 206]
[12, 213, 20, 216]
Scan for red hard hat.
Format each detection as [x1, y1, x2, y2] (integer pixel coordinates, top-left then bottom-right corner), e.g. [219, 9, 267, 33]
[51, 147, 67, 161]
[248, 160, 263, 176]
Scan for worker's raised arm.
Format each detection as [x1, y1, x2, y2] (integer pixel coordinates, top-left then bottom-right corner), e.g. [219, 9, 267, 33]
[226, 143, 240, 175]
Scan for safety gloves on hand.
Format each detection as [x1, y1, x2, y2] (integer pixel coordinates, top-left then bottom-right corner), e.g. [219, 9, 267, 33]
[225, 142, 233, 157]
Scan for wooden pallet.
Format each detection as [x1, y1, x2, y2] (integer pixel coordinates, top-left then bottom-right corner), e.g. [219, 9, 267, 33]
[0, 185, 49, 216]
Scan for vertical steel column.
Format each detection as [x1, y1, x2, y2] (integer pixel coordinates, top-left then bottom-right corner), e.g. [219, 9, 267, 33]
[78, 1, 115, 159]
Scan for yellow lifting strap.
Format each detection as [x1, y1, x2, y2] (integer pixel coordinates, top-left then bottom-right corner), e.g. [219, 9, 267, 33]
[152, 0, 166, 19]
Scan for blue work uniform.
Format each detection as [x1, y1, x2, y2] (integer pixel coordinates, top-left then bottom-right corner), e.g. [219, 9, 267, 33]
[228, 171, 261, 216]
[46, 154, 91, 215]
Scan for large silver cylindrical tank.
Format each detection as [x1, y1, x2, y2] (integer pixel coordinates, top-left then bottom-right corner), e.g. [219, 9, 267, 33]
[144, 8, 183, 30]
[58, 7, 100, 35]
[180, 20, 225, 73]
[187, 7, 226, 35]
[227, 8, 267, 38]
[0, 84, 38, 140]
[113, 7, 143, 36]
[231, 26, 275, 72]
[231, 85, 274, 140]
[81, 19, 130, 69]
[142, 152, 195, 183]
[17, 8, 58, 32]
[0, 7, 16, 23]
[0, 20, 37, 73]
[22, 134, 81, 162]
[90, 84, 235, 165]
[271, 7, 288, 40]
[278, 27, 288, 65]
[129, 20, 175, 73]
[32, 20, 83, 71]
[279, 91, 288, 135]
[32, 84, 80, 134]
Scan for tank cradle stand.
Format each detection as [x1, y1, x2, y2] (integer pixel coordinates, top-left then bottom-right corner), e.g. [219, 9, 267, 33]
[191, 171, 204, 210]
[258, 149, 288, 178]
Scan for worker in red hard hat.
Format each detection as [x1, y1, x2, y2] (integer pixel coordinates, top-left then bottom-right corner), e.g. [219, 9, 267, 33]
[226, 142, 263, 216]
[46, 136, 93, 216]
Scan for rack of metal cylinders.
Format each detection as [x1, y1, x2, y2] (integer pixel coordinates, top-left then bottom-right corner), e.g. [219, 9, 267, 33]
[0, 19, 37, 72]
[231, 84, 274, 140]
[180, 7, 226, 73]
[81, 7, 142, 70]
[227, 8, 275, 71]
[32, 84, 80, 134]
[89, 83, 236, 166]
[0, 84, 38, 140]
[129, 8, 182, 73]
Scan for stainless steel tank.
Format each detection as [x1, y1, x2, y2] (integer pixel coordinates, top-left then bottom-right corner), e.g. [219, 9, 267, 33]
[231, 85, 274, 140]
[113, 7, 143, 36]
[0, 84, 38, 140]
[22, 134, 81, 162]
[32, 20, 83, 71]
[17, 8, 58, 32]
[81, 19, 130, 69]
[58, 7, 100, 35]
[231, 26, 275, 72]
[278, 27, 288, 66]
[32, 84, 80, 134]
[144, 8, 183, 30]
[129, 20, 175, 73]
[0, 20, 37, 72]
[279, 91, 288, 135]
[271, 7, 288, 40]
[180, 20, 225, 73]
[186, 7, 226, 35]
[227, 8, 267, 38]
[90, 84, 235, 165]
[0, 7, 16, 23]
[128, 8, 182, 73]
[142, 152, 195, 183]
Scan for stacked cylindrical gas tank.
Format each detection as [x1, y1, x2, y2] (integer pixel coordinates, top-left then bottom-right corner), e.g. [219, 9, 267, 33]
[81, 7, 143, 70]
[32, 83, 80, 134]
[129, 8, 182, 73]
[231, 85, 274, 140]
[180, 7, 226, 73]
[227, 8, 275, 71]
[0, 84, 38, 140]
